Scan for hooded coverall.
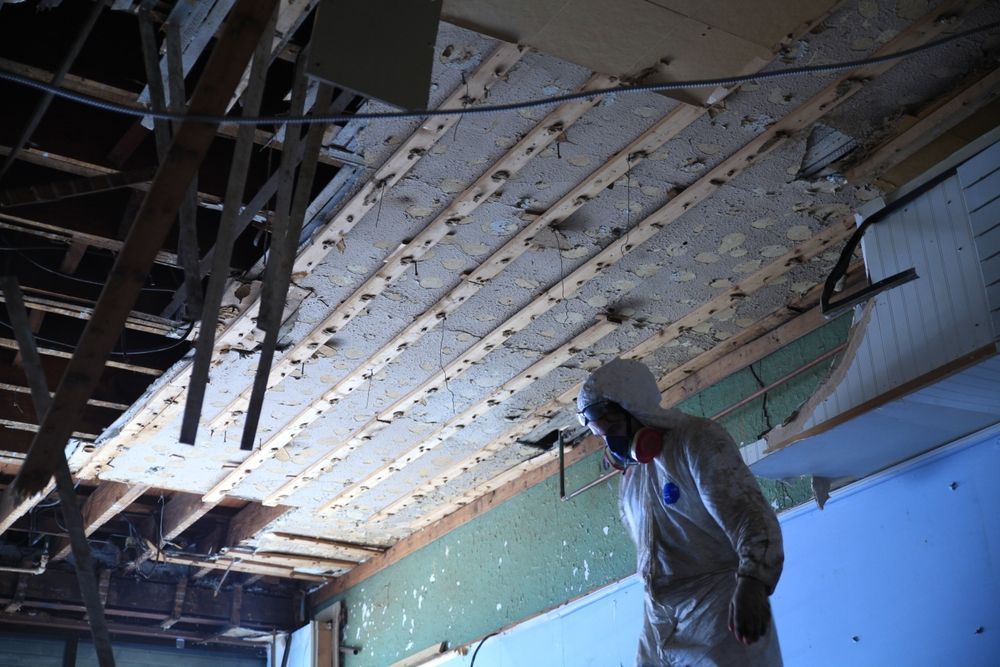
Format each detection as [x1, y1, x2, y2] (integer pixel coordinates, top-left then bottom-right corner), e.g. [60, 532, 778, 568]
[578, 359, 784, 666]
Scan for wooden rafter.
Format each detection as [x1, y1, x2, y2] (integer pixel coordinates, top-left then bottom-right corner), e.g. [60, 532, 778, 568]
[50, 481, 148, 561]
[0, 338, 162, 376]
[313, 316, 621, 513]
[0, 56, 361, 170]
[0, 290, 188, 339]
[0, 212, 180, 267]
[0, 0, 281, 516]
[656, 263, 866, 405]
[0, 145, 238, 215]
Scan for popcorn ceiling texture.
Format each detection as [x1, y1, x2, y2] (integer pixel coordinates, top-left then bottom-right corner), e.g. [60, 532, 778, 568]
[95, 1, 1000, 561]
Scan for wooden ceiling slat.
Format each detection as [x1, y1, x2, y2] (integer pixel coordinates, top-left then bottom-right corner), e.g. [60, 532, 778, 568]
[209, 72, 616, 435]
[846, 66, 1000, 185]
[79, 42, 526, 484]
[314, 316, 621, 514]
[0, 212, 180, 267]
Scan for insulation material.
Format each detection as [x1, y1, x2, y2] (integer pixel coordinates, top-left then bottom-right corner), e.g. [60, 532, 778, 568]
[441, 0, 839, 104]
[87, 0, 1000, 549]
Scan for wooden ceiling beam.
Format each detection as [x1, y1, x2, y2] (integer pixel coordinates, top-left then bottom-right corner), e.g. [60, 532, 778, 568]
[0, 0, 281, 520]
[0, 389, 115, 440]
[50, 481, 149, 561]
[0, 55, 360, 170]
[268, 531, 388, 556]
[0, 145, 234, 214]
[312, 316, 620, 513]
[0, 212, 180, 267]
[656, 263, 866, 405]
[152, 548, 327, 582]
[90, 42, 526, 499]
[846, 65, 1000, 185]
[0, 383, 128, 411]
[0, 289, 188, 339]
[0, 338, 162, 376]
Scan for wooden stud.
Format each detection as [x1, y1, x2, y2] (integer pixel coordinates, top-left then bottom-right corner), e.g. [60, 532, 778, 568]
[151, 549, 327, 582]
[0, 338, 162, 376]
[164, 14, 204, 319]
[179, 4, 277, 445]
[269, 531, 387, 556]
[4, 574, 29, 614]
[0, 145, 233, 213]
[237, 59, 331, 450]
[159, 577, 188, 630]
[237, 550, 358, 569]
[0, 167, 158, 207]
[0, 277, 117, 666]
[311, 316, 619, 513]
[0, 55, 353, 169]
[226, 502, 289, 548]
[0, 0, 108, 181]
[160, 492, 215, 542]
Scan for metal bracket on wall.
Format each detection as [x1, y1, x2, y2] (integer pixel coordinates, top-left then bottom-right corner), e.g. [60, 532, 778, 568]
[558, 429, 621, 502]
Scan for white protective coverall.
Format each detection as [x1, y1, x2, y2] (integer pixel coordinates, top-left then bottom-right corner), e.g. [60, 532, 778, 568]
[578, 359, 784, 666]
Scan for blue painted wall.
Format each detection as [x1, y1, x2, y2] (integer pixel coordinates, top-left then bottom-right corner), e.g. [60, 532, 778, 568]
[430, 427, 1000, 665]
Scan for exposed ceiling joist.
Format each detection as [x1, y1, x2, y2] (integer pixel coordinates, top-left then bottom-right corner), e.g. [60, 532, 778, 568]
[78, 41, 527, 483]
[209, 72, 617, 435]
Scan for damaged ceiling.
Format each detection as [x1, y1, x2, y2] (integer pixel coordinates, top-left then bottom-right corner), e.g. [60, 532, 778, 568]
[0, 0, 997, 645]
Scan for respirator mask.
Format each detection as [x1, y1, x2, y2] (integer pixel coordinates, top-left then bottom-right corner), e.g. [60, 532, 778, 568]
[577, 401, 662, 468]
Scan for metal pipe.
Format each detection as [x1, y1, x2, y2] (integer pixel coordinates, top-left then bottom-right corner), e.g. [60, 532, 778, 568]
[562, 468, 617, 502]
[0, 552, 48, 575]
[710, 343, 847, 421]
[558, 429, 566, 499]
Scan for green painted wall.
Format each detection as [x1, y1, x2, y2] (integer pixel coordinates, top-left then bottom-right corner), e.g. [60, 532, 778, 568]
[319, 315, 852, 666]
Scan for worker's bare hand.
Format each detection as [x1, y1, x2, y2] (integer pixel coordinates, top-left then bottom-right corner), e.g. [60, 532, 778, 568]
[728, 576, 771, 646]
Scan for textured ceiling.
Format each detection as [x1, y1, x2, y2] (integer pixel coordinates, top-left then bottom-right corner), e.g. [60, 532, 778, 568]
[1, 0, 996, 583]
[83, 0, 1000, 563]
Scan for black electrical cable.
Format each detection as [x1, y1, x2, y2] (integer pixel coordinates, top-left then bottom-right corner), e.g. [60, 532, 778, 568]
[469, 632, 498, 666]
[0, 317, 194, 356]
[0, 20, 995, 126]
[1, 236, 180, 294]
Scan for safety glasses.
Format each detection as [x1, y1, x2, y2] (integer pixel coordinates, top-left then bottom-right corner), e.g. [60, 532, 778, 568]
[576, 400, 619, 427]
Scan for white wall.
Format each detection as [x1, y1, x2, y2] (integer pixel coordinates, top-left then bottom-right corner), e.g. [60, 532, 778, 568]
[440, 425, 1000, 666]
